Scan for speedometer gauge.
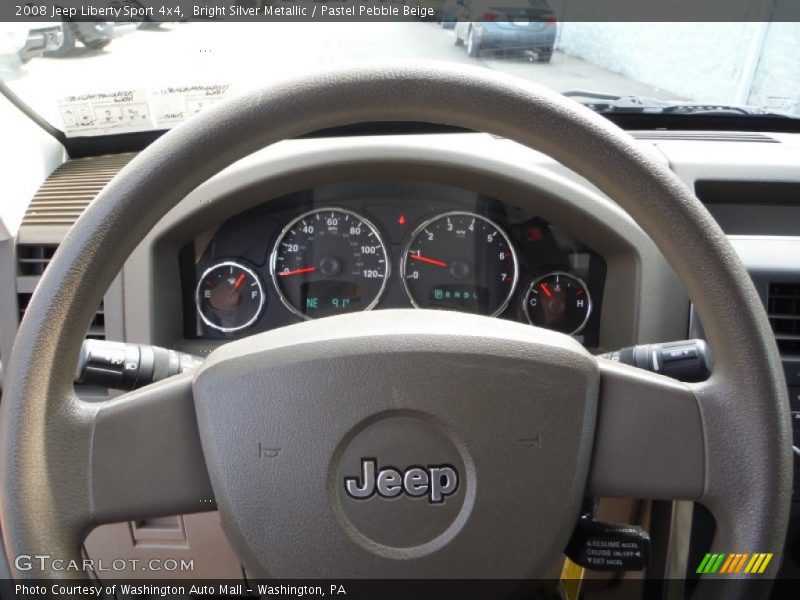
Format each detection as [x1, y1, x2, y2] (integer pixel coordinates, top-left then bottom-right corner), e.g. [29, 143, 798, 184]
[270, 208, 389, 319]
[401, 212, 518, 317]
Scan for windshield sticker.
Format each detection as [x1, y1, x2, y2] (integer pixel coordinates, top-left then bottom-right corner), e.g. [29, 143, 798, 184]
[58, 90, 152, 137]
[153, 84, 232, 128]
[57, 85, 232, 137]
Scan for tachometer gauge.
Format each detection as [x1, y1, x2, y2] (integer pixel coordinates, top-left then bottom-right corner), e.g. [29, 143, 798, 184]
[523, 272, 592, 335]
[270, 208, 389, 319]
[196, 260, 266, 333]
[401, 212, 518, 316]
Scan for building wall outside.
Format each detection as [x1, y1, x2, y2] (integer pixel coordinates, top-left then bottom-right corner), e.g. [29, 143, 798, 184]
[747, 21, 800, 114]
[555, 21, 800, 114]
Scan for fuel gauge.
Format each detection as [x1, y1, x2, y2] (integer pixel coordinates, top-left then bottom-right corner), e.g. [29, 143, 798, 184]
[523, 272, 591, 335]
[196, 260, 265, 333]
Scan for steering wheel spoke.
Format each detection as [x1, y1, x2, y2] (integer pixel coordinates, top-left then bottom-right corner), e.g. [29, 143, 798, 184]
[587, 357, 705, 501]
[89, 371, 214, 524]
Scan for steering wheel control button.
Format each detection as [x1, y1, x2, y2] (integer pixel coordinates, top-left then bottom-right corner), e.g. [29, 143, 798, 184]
[565, 519, 651, 572]
[334, 414, 469, 553]
[600, 339, 712, 383]
[76, 339, 202, 391]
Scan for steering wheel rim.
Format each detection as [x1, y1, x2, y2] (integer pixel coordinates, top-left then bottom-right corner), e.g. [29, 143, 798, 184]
[0, 63, 791, 591]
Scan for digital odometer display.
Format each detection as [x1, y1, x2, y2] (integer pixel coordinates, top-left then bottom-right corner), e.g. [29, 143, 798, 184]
[301, 281, 363, 312]
[271, 208, 389, 319]
[401, 212, 518, 317]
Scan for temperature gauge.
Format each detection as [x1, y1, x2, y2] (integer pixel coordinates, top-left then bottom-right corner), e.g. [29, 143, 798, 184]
[196, 260, 266, 333]
[523, 272, 591, 335]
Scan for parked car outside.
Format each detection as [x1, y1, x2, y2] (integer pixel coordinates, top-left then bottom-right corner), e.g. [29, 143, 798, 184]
[454, 0, 557, 61]
[44, 21, 138, 57]
[438, 0, 460, 28]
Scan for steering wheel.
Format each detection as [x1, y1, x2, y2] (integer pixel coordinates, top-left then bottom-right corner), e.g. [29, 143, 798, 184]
[0, 64, 792, 594]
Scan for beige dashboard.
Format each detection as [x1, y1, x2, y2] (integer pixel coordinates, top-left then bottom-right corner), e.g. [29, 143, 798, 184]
[1, 130, 800, 579]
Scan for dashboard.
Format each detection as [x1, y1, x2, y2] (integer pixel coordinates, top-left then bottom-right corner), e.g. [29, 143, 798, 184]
[4, 129, 800, 581]
[180, 182, 606, 347]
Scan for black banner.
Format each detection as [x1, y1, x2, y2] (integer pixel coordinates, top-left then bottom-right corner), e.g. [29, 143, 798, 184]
[3, 0, 800, 23]
[3, 578, 800, 600]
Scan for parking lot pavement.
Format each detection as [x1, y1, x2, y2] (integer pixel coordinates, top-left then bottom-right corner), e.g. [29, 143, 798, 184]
[4, 21, 679, 130]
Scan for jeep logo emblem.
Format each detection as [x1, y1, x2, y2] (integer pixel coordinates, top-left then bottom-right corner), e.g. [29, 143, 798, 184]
[344, 458, 459, 504]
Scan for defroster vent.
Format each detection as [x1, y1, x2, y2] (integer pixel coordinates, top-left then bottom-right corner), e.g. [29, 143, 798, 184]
[22, 153, 136, 227]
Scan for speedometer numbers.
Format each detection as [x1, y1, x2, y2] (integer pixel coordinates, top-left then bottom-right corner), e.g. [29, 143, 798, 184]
[401, 212, 518, 317]
[270, 208, 390, 319]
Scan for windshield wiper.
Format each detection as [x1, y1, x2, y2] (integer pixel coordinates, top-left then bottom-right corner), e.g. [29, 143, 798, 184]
[563, 90, 794, 119]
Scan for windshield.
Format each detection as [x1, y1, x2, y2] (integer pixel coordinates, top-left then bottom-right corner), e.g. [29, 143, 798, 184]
[2, 17, 799, 137]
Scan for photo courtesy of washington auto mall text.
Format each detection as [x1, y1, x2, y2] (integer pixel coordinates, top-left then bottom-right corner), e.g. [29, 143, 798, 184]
[14, 583, 348, 598]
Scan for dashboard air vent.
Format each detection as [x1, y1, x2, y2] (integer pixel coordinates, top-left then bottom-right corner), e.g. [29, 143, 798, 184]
[22, 153, 137, 226]
[16, 292, 31, 325]
[17, 244, 58, 276]
[768, 283, 800, 356]
[17, 293, 105, 341]
[86, 300, 106, 340]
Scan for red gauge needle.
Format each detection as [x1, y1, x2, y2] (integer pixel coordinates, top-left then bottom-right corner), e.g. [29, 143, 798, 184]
[278, 266, 317, 277]
[224, 273, 248, 306]
[540, 282, 553, 298]
[409, 253, 448, 268]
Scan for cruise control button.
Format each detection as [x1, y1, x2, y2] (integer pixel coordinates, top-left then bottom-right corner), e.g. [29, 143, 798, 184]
[662, 347, 697, 362]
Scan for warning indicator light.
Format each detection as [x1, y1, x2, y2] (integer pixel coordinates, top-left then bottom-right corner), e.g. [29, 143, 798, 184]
[526, 227, 543, 241]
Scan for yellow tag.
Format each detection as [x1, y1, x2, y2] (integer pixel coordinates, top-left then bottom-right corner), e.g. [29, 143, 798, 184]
[559, 557, 585, 600]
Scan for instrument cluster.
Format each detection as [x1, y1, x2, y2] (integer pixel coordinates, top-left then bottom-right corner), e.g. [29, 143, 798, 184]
[181, 188, 605, 346]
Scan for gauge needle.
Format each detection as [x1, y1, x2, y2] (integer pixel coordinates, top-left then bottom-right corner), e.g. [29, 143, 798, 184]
[279, 266, 317, 277]
[540, 282, 553, 298]
[409, 253, 448, 268]
[223, 273, 247, 304]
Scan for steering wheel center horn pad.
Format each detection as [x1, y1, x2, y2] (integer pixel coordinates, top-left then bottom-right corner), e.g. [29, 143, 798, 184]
[192, 309, 599, 577]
